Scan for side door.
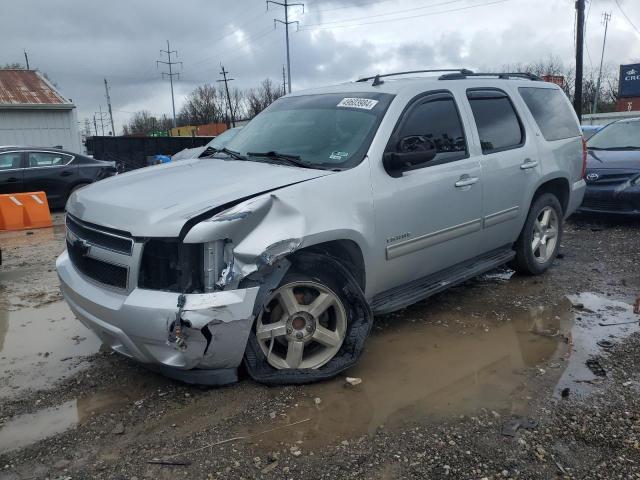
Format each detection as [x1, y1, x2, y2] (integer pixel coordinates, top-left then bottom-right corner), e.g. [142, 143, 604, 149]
[0, 151, 25, 194]
[370, 91, 484, 293]
[464, 88, 540, 250]
[23, 151, 77, 206]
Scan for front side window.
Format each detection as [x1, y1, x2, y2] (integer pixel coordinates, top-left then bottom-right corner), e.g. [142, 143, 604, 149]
[28, 152, 72, 167]
[391, 95, 467, 164]
[468, 90, 524, 153]
[587, 120, 640, 150]
[519, 87, 581, 141]
[224, 93, 394, 169]
[0, 152, 22, 171]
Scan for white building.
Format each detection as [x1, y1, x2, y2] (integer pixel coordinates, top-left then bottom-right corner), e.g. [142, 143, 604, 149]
[0, 69, 81, 153]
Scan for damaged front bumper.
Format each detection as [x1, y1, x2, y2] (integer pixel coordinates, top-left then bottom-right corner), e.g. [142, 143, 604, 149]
[56, 251, 259, 385]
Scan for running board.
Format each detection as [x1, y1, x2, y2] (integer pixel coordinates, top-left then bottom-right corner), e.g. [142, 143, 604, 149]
[371, 247, 515, 315]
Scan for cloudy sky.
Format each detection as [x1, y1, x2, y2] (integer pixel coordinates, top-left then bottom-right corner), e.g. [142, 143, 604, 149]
[3, 0, 640, 133]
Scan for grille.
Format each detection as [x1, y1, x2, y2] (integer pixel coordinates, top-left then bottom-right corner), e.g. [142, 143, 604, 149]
[581, 197, 634, 212]
[66, 215, 133, 255]
[67, 240, 128, 289]
[585, 171, 638, 186]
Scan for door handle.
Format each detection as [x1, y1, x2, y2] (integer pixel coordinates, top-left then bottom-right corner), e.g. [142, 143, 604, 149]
[520, 159, 539, 170]
[455, 176, 479, 188]
[61, 170, 74, 177]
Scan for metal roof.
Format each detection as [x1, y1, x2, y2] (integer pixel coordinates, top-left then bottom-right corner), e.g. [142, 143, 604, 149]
[0, 69, 73, 108]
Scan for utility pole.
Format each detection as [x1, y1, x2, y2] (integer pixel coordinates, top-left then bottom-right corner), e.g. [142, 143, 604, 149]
[592, 12, 612, 114]
[104, 78, 116, 135]
[157, 40, 182, 129]
[92, 115, 98, 136]
[574, 0, 586, 120]
[217, 64, 236, 127]
[268, 0, 304, 94]
[23, 50, 30, 70]
[282, 65, 287, 95]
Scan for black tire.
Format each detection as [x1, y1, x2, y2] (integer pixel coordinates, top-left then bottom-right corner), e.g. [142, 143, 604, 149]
[243, 252, 373, 385]
[512, 193, 563, 275]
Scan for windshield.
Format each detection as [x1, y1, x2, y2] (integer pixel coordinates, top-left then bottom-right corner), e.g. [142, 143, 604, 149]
[587, 120, 640, 150]
[222, 92, 394, 169]
[206, 127, 242, 150]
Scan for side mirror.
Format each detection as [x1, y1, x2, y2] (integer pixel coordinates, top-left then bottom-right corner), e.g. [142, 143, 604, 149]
[383, 135, 437, 175]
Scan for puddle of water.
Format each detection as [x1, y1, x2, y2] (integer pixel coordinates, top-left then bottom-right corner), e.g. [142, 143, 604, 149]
[0, 301, 101, 399]
[0, 391, 131, 454]
[557, 292, 639, 396]
[248, 300, 573, 449]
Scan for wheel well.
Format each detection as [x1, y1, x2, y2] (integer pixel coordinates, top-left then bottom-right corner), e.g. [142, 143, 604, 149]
[296, 240, 366, 291]
[532, 178, 570, 214]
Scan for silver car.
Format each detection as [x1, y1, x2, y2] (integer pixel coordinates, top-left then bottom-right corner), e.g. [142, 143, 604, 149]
[57, 70, 586, 385]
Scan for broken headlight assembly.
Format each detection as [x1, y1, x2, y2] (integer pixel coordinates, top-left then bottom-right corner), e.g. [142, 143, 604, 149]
[138, 239, 231, 293]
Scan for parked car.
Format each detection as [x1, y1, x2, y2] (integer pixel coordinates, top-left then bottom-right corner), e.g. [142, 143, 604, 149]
[0, 146, 117, 209]
[57, 70, 585, 386]
[171, 127, 243, 161]
[581, 125, 603, 140]
[579, 117, 640, 215]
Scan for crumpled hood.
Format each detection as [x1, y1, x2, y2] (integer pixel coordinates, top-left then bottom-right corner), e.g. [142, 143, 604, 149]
[66, 158, 332, 237]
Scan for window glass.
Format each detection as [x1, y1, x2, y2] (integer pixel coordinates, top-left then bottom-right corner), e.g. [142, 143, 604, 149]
[393, 96, 467, 163]
[225, 93, 394, 168]
[468, 93, 523, 153]
[587, 120, 640, 150]
[519, 87, 581, 141]
[28, 152, 71, 167]
[0, 152, 22, 171]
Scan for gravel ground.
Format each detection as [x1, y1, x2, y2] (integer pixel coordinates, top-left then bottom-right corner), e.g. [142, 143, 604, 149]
[1, 213, 639, 480]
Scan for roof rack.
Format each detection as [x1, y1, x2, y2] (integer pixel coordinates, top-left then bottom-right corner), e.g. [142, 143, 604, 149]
[356, 69, 474, 86]
[438, 72, 542, 81]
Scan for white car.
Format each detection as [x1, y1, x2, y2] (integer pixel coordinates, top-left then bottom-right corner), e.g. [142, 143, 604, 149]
[57, 69, 586, 386]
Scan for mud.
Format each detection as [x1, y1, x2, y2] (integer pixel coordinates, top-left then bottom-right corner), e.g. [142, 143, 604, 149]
[0, 215, 639, 479]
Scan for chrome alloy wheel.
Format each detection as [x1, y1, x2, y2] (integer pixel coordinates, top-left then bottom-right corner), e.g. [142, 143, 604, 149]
[531, 206, 559, 263]
[255, 281, 347, 369]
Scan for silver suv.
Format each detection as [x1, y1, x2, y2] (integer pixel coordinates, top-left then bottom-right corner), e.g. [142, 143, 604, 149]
[57, 69, 586, 385]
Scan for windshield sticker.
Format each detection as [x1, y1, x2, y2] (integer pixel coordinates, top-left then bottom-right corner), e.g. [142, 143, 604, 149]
[337, 98, 379, 110]
[330, 151, 349, 161]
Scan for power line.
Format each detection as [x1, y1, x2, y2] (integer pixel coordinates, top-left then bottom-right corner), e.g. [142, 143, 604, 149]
[157, 40, 183, 128]
[94, 106, 109, 137]
[304, 0, 466, 27]
[614, 0, 640, 36]
[268, 0, 305, 94]
[217, 64, 236, 128]
[300, 0, 511, 31]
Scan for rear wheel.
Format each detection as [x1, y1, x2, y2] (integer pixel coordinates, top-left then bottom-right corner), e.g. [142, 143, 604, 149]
[244, 252, 372, 385]
[512, 193, 563, 275]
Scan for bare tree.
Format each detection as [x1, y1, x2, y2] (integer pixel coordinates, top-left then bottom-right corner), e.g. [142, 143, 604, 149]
[246, 79, 283, 118]
[122, 111, 172, 136]
[180, 84, 225, 125]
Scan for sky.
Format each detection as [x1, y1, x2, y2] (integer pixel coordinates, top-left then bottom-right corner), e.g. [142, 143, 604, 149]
[2, 0, 640, 134]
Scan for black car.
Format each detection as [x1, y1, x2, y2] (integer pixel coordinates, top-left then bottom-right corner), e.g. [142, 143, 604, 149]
[0, 146, 117, 209]
[579, 118, 640, 216]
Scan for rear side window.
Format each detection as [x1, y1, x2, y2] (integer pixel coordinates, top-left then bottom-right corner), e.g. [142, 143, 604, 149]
[467, 90, 524, 153]
[519, 87, 581, 141]
[27, 152, 72, 167]
[0, 152, 22, 170]
[392, 95, 467, 164]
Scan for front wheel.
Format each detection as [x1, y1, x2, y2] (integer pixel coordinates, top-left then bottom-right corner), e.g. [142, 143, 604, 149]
[512, 193, 563, 275]
[244, 252, 372, 385]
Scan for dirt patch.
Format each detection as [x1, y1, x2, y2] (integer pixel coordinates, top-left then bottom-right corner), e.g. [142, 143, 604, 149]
[0, 214, 639, 479]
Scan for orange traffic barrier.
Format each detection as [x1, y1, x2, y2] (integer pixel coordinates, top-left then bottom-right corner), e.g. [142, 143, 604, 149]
[0, 192, 52, 231]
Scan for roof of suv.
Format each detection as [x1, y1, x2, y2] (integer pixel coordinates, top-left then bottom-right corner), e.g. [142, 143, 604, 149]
[291, 72, 559, 97]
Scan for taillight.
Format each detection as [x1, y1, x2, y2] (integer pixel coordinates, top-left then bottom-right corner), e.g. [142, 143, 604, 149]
[581, 138, 588, 179]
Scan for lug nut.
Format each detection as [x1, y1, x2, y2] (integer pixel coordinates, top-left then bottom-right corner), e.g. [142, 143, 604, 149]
[306, 325, 314, 332]
[296, 332, 303, 339]
[286, 327, 293, 334]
